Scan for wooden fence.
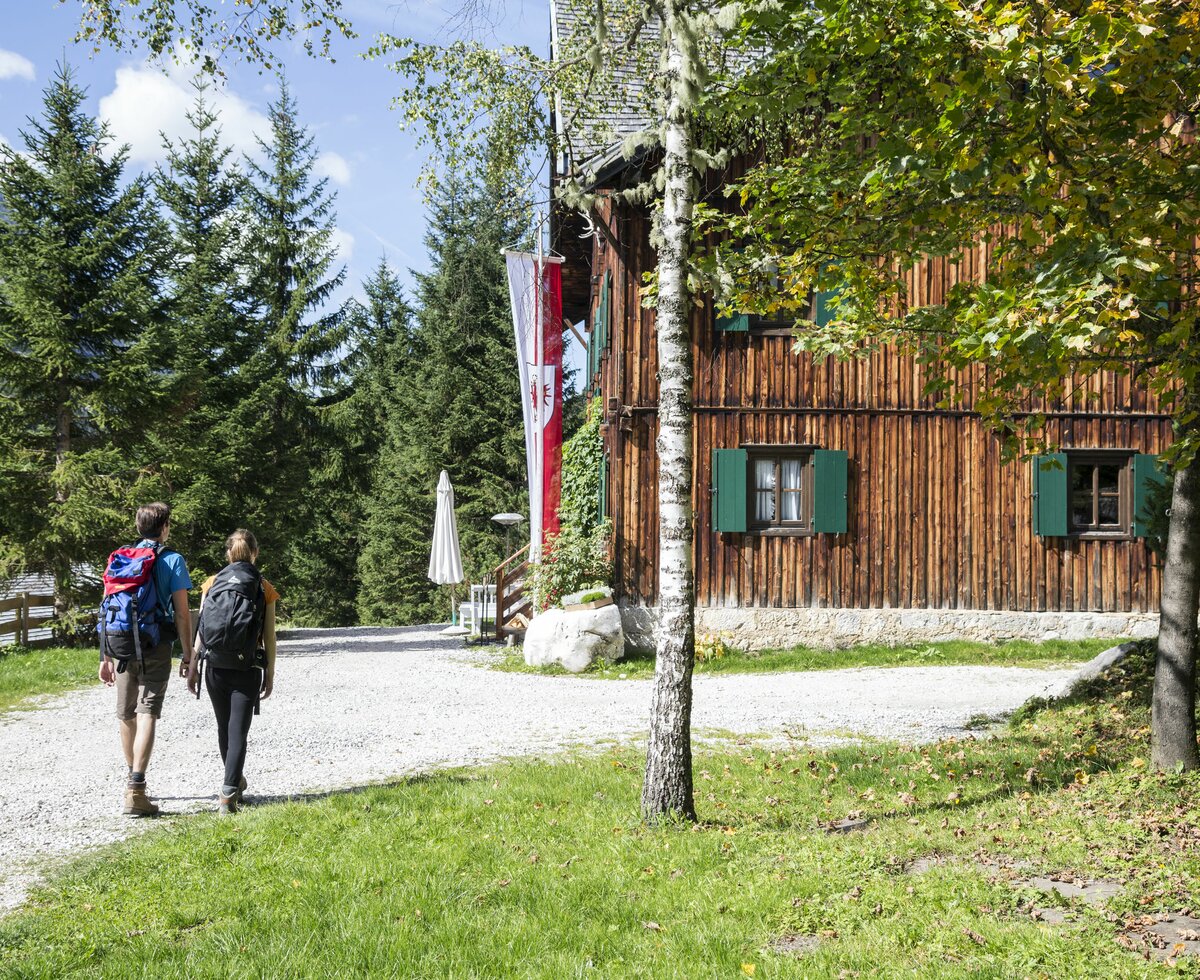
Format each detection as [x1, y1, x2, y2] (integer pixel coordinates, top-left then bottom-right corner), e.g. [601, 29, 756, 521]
[0, 593, 58, 648]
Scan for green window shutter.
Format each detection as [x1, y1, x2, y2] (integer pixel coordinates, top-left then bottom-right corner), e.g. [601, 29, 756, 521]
[712, 449, 748, 533]
[586, 322, 596, 381]
[813, 449, 848, 533]
[596, 274, 610, 382]
[814, 289, 837, 327]
[715, 312, 750, 332]
[598, 452, 609, 523]
[813, 260, 841, 327]
[1033, 453, 1068, 537]
[601, 271, 612, 351]
[1132, 453, 1168, 538]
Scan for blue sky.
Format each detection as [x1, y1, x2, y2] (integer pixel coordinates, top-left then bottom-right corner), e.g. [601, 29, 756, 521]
[0, 0, 552, 308]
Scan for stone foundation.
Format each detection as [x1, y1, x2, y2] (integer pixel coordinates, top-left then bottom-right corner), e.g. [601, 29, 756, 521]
[619, 603, 1158, 652]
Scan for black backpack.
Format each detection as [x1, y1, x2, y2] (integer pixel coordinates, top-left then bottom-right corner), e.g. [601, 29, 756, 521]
[197, 561, 266, 670]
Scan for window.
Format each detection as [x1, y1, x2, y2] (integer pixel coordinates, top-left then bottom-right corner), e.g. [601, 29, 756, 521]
[712, 447, 847, 534]
[715, 292, 831, 335]
[749, 452, 813, 531]
[1068, 453, 1130, 535]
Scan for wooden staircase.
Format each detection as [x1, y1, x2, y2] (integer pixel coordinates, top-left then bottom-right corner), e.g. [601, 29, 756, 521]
[493, 544, 532, 641]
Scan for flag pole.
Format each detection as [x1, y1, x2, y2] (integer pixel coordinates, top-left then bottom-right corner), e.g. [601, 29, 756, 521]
[533, 212, 545, 562]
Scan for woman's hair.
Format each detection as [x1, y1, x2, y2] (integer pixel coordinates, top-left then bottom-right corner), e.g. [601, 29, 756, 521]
[225, 529, 259, 564]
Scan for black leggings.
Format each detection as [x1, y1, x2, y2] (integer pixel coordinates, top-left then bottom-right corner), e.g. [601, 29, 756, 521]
[204, 665, 261, 792]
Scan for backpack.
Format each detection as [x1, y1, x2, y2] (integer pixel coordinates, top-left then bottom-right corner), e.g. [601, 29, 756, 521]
[97, 544, 167, 673]
[197, 561, 266, 670]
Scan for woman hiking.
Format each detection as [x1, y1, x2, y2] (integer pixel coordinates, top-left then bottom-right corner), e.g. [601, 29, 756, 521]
[187, 529, 278, 814]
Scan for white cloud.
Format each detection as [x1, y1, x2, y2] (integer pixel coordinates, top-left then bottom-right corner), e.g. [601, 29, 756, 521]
[0, 50, 35, 82]
[330, 227, 355, 264]
[98, 62, 271, 166]
[315, 151, 351, 185]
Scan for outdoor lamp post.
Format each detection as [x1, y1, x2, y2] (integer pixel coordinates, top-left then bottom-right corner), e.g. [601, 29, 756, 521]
[491, 512, 525, 559]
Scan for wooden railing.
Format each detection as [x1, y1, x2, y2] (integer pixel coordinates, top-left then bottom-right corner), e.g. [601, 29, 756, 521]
[0, 592, 58, 648]
[493, 544, 532, 641]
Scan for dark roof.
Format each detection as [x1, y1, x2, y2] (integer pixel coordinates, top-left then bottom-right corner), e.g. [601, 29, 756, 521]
[551, 0, 657, 178]
[550, 1, 760, 181]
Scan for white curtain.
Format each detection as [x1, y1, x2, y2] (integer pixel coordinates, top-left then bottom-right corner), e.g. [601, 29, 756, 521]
[755, 459, 775, 522]
[781, 459, 803, 522]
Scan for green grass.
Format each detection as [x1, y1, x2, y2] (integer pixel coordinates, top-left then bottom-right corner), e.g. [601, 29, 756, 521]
[0, 645, 98, 714]
[3, 642, 1195, 977]
[491, 637, 1120, 679]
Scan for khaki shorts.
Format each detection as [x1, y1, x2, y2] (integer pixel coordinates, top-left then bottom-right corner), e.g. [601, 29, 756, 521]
[115, 640, 173, 720]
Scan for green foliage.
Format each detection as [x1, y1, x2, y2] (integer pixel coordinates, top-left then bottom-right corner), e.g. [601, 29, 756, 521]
[694, 631, 731, 663]
[526, 397, 611, 611]
[558, 397, 605, 538]
[289, 262, 414, 627]
[241, 82, 352, 615]
[357, 179, 530, 625]
[3, 640, 1190, 977]
[703, 0, 1200, 462]
[70, 1, 355, 73]
[146, 82, 274, 578]
[0, 65, 168, 611]
[525, 520, 612, 610]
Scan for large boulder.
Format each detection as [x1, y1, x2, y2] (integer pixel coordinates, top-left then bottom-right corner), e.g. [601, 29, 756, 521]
[524, 603, 625, 673]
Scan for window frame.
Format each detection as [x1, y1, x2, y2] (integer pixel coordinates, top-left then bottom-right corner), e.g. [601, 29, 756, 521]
[742, 291, 819, 336]
[745, 447, 816, 536]
[1066, 450, 1134, 539]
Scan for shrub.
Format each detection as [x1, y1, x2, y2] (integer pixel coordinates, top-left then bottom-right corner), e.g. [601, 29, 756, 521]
[526, 520, 612, 610]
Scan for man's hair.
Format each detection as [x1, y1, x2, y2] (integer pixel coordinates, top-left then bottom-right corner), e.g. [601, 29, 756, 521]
[225, 529, 259, 564]
[135, 502, 171, 539]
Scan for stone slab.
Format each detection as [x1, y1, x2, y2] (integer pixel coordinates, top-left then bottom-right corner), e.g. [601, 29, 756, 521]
[1024, 875, 1123, 905]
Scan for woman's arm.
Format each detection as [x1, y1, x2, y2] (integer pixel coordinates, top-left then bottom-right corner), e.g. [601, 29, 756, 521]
[261, 602, 276, 698]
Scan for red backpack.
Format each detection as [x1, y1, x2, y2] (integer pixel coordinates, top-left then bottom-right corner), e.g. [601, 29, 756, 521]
[97, 545, 165, 672]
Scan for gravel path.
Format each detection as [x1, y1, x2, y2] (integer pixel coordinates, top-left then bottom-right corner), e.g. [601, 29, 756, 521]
[0, 625, 1075, 912]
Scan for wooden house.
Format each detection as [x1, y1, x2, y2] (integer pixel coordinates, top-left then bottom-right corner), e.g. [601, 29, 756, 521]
[550, 9, 1171, 649]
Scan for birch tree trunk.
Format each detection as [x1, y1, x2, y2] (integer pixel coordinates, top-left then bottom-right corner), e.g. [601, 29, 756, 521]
[641, 0, 698, 824]
[1152, 444, 1200, 771]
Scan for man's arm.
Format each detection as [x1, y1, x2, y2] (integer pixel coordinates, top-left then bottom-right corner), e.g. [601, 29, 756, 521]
[173, 589, 193, 665]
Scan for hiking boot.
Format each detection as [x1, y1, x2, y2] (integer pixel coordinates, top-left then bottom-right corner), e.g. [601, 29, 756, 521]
[123, 780, 159, 818]
[236, 775, 247, 805]
[217, 791, 239, 816]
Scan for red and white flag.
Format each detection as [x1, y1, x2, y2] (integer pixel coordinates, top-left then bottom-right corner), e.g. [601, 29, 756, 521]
[504, 251, 564, 559]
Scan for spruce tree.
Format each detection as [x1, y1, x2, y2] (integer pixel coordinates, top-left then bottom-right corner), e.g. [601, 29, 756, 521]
[0, 65, 166, 615]
[151, 82, 266, 580]
[242, 81, 348, 596]
[288, 260, 414, 625]
[357, 181, 528, 625]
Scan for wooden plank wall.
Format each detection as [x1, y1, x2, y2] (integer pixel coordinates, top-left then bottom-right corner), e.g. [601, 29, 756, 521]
[588, 194, 1173, 614]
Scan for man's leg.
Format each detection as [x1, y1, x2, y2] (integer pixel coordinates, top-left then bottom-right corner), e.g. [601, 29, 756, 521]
[131, 713, 157, 773]
[119, 718, 135, 770]
[123, 643, 171, 817]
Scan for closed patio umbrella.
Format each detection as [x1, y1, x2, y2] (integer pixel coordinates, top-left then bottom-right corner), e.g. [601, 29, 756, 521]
[429, 470, 466, 633]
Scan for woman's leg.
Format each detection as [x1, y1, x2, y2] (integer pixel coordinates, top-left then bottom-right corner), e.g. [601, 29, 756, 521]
[221, 669, 261, 792]
[204, 666, 233, 764]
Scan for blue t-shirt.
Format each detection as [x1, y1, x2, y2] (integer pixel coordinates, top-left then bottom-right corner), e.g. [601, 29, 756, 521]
[136, 540, 192, 623]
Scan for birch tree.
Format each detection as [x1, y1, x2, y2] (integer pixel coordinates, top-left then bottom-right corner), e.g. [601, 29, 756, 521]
[703, 0, 1200, 769]
[375, 0, 743, 822]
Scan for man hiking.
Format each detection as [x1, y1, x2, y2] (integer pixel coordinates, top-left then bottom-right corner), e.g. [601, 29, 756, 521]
[97, 502, 194, 816]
